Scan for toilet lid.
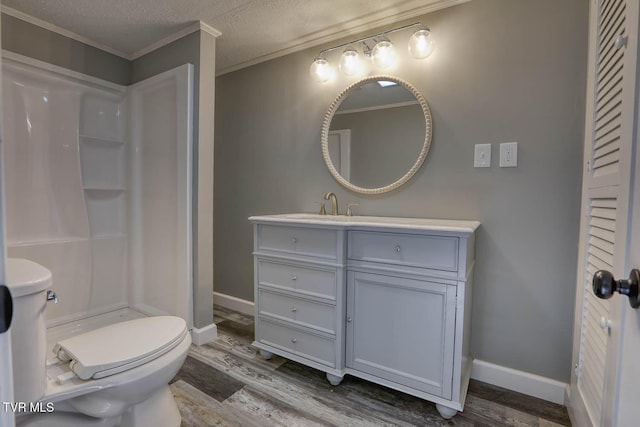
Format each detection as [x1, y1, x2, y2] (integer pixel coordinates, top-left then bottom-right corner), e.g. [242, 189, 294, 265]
[5, 258, 52, 297]
[52, 316, 188, 380]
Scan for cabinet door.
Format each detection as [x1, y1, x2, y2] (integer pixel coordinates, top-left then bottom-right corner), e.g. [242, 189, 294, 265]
[346, 271, 456, 399]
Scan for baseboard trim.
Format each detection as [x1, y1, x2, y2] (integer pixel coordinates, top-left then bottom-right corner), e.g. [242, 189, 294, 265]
[191, 323, 218, 346]
[213, 292, 255, 316]
[211, 293, 568, 405]
[471, 359, 567, 405]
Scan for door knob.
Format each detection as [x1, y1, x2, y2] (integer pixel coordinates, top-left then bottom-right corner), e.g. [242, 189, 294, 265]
[0, 285, 13, 334]
[592, 269, 640, 309]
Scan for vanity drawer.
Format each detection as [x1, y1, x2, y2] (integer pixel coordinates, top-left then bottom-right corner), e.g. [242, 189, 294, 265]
[257, 224, 338, 260]
[257, 319, 336, 367]
[257, 260, 337, 300]
[348, 231, 459, 271]
[258, 289, 335, 334]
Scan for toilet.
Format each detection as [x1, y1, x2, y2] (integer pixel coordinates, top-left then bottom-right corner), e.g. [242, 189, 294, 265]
[5, 258, 191, 427]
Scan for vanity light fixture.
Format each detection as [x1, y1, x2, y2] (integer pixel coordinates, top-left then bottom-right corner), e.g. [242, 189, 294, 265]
[371, 39, 397, 69]
[408, 28, 435, 59]
[310, 22, 434, 82]
[310, 57, 333, 83]
[338, 46, 363, 77]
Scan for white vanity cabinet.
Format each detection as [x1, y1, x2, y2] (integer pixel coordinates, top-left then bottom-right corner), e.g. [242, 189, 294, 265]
[251, 222, 347, 383]
[250, 214, 479, 418]
[346, 271, 457, 399]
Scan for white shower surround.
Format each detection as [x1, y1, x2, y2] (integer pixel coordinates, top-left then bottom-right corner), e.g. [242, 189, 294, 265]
[2, 51, 194, 329]
[128, 64, 194, 328]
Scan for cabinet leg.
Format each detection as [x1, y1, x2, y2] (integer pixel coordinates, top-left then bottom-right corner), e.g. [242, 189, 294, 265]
[435, 404, 457, 419]
[326, 373, 343, 386]
[260, 349, 273, 360]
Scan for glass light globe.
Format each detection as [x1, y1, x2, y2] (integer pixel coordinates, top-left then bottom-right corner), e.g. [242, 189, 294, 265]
[339, 48, 362, 77]
[408, 29, 435, 59]
[371, 40, 397, 70]
[309, 57, 333, 83]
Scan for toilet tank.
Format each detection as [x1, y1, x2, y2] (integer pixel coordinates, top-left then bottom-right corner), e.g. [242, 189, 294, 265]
[5, 258, 52, 403]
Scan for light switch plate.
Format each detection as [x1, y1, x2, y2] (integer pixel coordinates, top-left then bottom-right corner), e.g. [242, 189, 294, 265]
[474, 144, 491, 168]
[500, 142, 518, 167]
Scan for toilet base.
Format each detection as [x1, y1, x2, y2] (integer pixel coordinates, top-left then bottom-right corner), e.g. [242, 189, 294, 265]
[120, 385, 181, 427]
[16, 386, 181, 427]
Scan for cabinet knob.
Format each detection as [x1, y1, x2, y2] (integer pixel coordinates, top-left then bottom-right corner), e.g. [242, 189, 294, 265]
[291, 307, 297, 312]
[291, 275, 297, 281]
[291, 237, 297, 244]
[347, 317, 352, 323]
[395, 245, 401, 253]
[291, 338, 297, 343]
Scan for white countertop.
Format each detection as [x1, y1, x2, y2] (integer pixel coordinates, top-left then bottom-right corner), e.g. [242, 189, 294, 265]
[249, 213, 480, 233]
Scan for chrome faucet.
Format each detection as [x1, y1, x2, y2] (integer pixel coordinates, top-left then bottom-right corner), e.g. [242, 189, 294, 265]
[324, 192, 338, 215]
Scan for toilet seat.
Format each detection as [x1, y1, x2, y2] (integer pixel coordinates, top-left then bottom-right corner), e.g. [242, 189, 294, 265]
[52, 316, 188, 381]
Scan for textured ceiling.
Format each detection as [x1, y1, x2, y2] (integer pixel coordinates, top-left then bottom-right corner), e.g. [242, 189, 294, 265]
[1, 0, 462, 73]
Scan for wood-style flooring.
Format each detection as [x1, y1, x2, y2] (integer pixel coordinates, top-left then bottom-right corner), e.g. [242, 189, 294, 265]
[171, 306, 571, 427]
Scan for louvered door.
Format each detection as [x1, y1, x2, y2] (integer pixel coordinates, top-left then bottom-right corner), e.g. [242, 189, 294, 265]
[577, 196, 617, 426]
[571, 0, 639, 426]
[588, 0, 627, 189]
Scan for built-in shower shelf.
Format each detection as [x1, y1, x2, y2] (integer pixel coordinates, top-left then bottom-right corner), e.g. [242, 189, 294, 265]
[80, 93, 125, 143]
[80, 135, 125, 145]
[80, 140, 125, 190]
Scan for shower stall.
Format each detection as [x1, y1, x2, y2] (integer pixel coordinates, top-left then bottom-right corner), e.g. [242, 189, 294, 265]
[2, 52, 194, 329]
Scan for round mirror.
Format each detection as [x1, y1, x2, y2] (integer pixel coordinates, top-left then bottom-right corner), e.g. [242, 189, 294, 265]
[321, 76, 432, 194]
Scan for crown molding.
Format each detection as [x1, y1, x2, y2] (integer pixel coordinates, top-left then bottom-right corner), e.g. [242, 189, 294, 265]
[199, 21, 222, 39]
[216, 0, 471, 75]
[1, 5, 129, 59]
[1, 7, 221, 62]
[129, 21, 221, 60]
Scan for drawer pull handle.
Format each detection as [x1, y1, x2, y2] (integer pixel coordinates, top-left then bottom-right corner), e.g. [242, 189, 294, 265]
[291, 307, 297, 312]
[291, 338, 297, 343]
[291, 237, 297, 244]
[291, 275, 298, 281]
[395, 245, 401, 253]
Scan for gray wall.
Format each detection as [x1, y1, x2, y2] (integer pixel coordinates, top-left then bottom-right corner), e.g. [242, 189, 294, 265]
[1, 14, 130, 85]
[214, 0, 587, 382]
